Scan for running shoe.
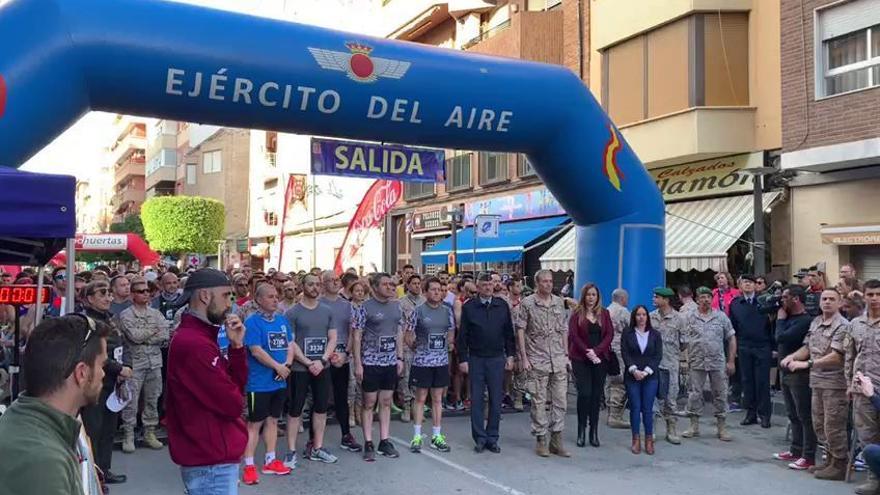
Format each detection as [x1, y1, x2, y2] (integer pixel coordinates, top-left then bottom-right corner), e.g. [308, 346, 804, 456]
[773, 451, 797, 461]
[378, 439, 400, 458]
[341, 434, 363, 453]
[431, 434, 451, 453]
[454, 401, 465, 411]
[308, 447, 338, 464]
[303, 440, 314, 459]
[363, 441, 376, 462]
[788, 458, 814, 471]
[410, 434, 423, 453]
[282, 452, 298, 470]
[242, 465, 259, 485]
[261, 459, 291, 476]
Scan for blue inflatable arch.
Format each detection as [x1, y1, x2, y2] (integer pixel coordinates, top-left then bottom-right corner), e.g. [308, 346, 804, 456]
[0, 0, 664, 306]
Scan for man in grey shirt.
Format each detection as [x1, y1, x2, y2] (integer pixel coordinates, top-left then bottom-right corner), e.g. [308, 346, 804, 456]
[284, 274, 338, 465]
[319, 270, 362, 453]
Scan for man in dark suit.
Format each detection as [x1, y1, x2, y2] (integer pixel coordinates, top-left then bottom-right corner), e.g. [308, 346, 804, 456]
[729, 274, 773, 428]
[457, 273, 516, 453]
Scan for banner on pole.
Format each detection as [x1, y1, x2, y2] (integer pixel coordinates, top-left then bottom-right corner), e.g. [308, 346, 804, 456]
[311, 137, 445, 183]
[334, 179, 402, 274]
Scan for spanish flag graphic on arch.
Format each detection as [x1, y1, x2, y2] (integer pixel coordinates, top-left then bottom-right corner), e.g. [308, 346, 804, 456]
[603, 124, 624, 192]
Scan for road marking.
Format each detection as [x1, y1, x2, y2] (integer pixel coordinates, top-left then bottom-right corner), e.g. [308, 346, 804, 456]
[389, 436, 529, 495]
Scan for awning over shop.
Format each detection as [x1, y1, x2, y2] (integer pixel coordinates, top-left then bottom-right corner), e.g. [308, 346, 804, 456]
[421, 216, 568, 265]
[539, 192, 782, 273]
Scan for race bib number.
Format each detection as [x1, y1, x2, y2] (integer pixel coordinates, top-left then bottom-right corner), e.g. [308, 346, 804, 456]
[335, 343, 347, 353]
[428, 334, 446, 351]
[305, 337, 327, 358]
[267, 332, 288, 351]
[113, 346, 124, 362]
[379, 335, 397, 354]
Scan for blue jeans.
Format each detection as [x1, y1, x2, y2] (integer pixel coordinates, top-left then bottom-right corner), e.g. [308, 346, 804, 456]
[864, 444, 880, 480]
[180, 463, 239, 495]
[468, 355, 506, 447]
[626, 376, 659, 436]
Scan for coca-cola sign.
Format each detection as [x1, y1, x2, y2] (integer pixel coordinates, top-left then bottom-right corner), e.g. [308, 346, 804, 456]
[335, 180, 401, 274]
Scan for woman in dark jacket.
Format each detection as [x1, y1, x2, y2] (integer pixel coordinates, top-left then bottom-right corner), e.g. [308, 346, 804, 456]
[80, 280, 132, 488]
[621, 305, 663, 455]
[568, 283, 614, 448]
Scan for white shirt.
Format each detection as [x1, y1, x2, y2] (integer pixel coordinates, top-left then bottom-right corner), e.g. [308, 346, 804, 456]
[635, 328, 650, 353]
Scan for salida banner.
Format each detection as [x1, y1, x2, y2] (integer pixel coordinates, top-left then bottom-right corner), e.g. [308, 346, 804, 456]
[334, 179, 401, 275]
[311, 137, 445, 183]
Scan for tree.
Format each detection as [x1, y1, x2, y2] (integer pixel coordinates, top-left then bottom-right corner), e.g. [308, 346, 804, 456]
[109, 213, 144, 238]
[141, 196, 225, 255]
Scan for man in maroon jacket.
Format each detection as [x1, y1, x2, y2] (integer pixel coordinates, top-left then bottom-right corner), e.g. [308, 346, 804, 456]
[165, 268, 248, 495]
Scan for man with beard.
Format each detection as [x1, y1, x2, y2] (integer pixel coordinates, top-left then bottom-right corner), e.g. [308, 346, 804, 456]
[0, 314, 111, 495]
[165, 269, 249, 495]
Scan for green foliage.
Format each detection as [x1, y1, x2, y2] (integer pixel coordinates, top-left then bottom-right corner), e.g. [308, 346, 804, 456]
[141, 196, 225, 254]
[109, 214, 144, 238]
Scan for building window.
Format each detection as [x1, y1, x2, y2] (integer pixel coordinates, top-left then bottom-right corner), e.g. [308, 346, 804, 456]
[816, 0, 880, 97]
[603, 13, 749, 126]
[186, 164, 197, 185]
[264, 178, 279, 190]
[479, 152, 509, 185]
[404, 181, 435, 201]
[527, 0, 562, 11]
[447, 151, 472, 191]
[203, 150, 222, 174]
[518, 154, 536, 178]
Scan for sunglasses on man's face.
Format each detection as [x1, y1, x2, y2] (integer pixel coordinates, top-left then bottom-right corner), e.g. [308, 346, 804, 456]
[132, 288, 150, 294]
[54, 274, 66, 281]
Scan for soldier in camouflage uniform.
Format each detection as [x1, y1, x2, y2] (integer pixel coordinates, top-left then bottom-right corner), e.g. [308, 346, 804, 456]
[844, 279, 880, 495]
[606, 289, 630, 428]
[682, 286, 736, 442]
[515, 270, 571, 458]
[117, 278, 170, 453]
[781, 289, 849, 481]
[397, 274, 425, 423]
[650, 287, 686, 445]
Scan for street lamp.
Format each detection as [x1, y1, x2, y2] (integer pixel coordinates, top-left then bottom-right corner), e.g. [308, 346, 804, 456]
[740, 167, 778, 276]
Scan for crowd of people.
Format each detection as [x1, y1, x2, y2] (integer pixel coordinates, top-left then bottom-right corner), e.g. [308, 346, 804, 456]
[0, 260, 879, 495]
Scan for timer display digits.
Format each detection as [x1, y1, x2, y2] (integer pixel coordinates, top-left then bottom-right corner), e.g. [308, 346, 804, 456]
[0, 285, 52, 305]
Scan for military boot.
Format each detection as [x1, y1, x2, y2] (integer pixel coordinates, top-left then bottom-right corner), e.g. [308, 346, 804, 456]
[814, 456, 846, 481]
[855, 472, 879, 494]
[807, 454, 828, 474]
[607, 408, 630, 429]
[122, 429, 136, 454]
[665, 418, 681, 445]
[400, 402, 411, 423]
[682, 416, 700, 438]
[716, 417, 732, 442]
[535, 435, 550, 457]
[549, 432, 571, 458]
[143, 427, 164, 450]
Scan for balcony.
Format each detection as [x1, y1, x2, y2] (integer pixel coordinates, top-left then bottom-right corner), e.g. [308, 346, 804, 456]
[463, 9, 562, 65]
[108, 130, 147, 166]
[112, 187, 145, 213]
[619, 107, 756, 169]
[114, 157, 146, 187]
[145, 165, 176, 191]
[146, 132, 178, 160]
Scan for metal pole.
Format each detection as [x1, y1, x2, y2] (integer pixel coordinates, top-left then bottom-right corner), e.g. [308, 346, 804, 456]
[311, 175, 317, 268]
[753, 174, 766, 275]
[35, 265, 45, 326]
[65, 237, 75, 315]
[450, 210, 458, 274]
[11, 310, 20, 401]
[473, 214, 481, 278]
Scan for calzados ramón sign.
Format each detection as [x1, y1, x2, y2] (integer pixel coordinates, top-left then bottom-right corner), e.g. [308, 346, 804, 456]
[311, 137, 445, 183]
[649, 153, 761, 202]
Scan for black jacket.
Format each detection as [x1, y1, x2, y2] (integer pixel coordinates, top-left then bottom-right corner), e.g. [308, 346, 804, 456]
[729, 295, 773, 348]
[621, 327, 663, 383]
[775, 313, 812, 376]
[457, 297, 515, 362]
[83, 307, 129, 390]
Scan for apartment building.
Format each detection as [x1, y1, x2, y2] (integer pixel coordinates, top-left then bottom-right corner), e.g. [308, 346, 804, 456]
[109, 116, 147, 224]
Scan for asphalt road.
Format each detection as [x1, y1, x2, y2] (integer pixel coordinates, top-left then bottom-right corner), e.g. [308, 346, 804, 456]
[110, 409, 861, 495]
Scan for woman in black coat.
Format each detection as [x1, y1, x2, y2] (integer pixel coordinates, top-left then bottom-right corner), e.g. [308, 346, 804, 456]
[621, 305, 663, 455]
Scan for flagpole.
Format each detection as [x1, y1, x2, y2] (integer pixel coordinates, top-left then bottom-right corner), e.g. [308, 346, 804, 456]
[311, 174, 317, 268]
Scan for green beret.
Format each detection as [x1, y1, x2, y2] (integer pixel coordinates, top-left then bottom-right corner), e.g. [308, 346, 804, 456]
[696, 286, 712, 296]
[653, 287, 674, 298]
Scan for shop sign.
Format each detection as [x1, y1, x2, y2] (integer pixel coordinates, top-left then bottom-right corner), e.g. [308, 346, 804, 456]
[821, 225, 880, 245]
[464, 188, 565, 225]
[413, 208, 445, 231]
[650, 152, 762, 202]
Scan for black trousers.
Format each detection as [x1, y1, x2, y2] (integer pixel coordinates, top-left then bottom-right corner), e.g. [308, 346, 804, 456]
[81, 386, 118, 474]
[739, 345, 772, 418]
[309, 363, 352, 440]
[782, 374, 816, 461]
[572, 360, 607, 430]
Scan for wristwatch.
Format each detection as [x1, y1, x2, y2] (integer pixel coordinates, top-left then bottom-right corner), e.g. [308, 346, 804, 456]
[807, 359, 814, 369]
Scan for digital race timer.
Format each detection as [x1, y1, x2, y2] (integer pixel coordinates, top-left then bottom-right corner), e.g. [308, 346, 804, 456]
[0, 285, 51, 305]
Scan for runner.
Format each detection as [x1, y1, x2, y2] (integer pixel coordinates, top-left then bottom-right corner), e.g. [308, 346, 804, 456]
[405, 277, 454, 453]
[284, 273, 339, 466]
[242, 284, 293, 485]
[352, 272, 405, 461]
[319, 270, 363, 453]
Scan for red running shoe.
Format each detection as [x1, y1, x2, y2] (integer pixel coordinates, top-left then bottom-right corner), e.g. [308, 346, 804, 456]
[261, 459, 291, 476]
[773, 451, 797, 461]
[788, 458, 814, 471]
[242, 465, 259, 485]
